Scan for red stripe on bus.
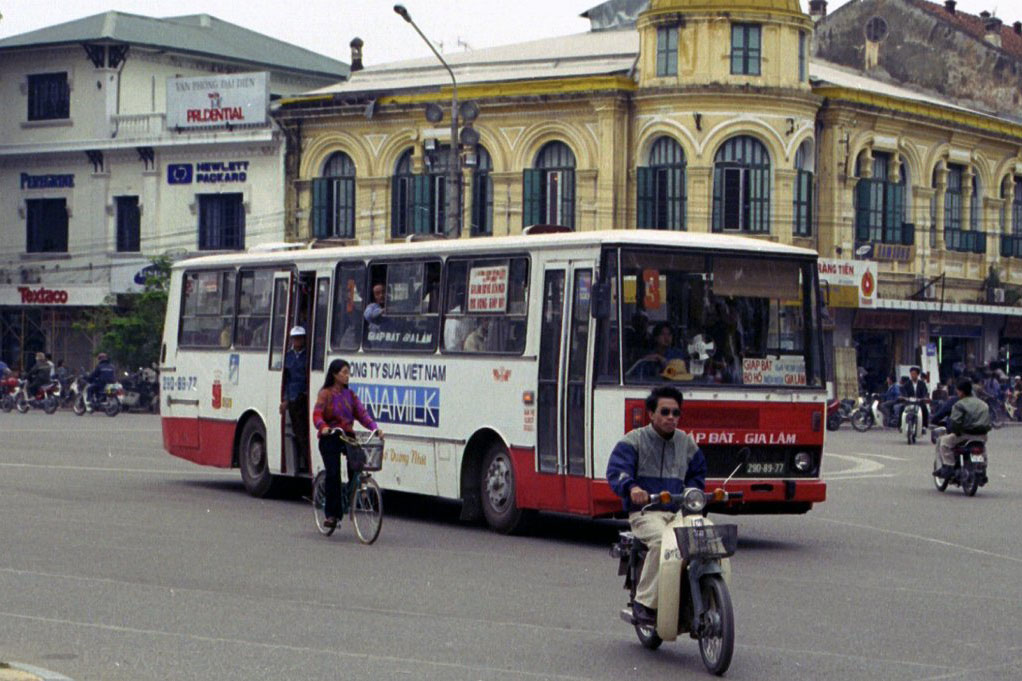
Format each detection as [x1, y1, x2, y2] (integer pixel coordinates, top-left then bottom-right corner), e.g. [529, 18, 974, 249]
[162, 416, 235, 468]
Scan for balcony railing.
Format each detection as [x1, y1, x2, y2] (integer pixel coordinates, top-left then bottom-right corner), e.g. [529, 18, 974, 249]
[111, 113, 166, 139]
[944, 228, 986, 254]
[1001, 234, 1022, 258]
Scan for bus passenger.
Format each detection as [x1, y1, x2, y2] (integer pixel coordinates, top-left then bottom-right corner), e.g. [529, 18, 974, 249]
[626, 322, 685, 381]
[463, 318, 491, 352]
[606, 385, 706, 626]
[313, 359, 383, 529]
[280, 327, 309, 471]
[364, 283, 386, 329]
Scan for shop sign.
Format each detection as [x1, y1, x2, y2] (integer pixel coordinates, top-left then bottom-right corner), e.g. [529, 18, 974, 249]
[818, 258, 876, 308]
[929, 313, 982, 327]
[0, 285, 109, 306]
[167, 161, 250, 185]
[853, 309, 911, 330]
[930, 324, 982, 339]
[166, 72, 268, 129]
[20, 173, 73, 189]
[870, 243, 914, 262]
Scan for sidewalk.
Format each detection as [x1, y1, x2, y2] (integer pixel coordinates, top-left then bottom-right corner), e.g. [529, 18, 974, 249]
[0, 663, 72, 681]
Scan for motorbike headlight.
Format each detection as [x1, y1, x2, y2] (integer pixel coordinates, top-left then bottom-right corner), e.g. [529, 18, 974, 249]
[794, 452, 813, 473]
[682, 487, 707, 513]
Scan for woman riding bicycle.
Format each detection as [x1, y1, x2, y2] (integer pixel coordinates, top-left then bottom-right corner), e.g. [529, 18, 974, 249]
[313, 359, 383, 528]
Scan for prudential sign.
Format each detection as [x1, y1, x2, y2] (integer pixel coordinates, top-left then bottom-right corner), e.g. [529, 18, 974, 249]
[165, 72, 268, 129]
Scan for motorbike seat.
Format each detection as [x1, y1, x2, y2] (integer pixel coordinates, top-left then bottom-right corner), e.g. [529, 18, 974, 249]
[952, 440, 986, 455]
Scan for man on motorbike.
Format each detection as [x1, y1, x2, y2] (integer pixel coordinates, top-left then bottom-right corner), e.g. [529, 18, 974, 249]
[900, 366, 930, 430]
[606, 385, 707, 625]
[85, 353, 116, 411]
[877, 374, 901, 427]
[26, 352, 53, 399]
[936, 379, 991, 478]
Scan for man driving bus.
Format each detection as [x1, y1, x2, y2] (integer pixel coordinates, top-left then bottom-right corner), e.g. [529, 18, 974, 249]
[606, 385, 706, 625]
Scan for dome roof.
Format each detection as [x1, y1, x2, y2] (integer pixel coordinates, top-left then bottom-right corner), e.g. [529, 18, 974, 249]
[649, 0, 806, 18]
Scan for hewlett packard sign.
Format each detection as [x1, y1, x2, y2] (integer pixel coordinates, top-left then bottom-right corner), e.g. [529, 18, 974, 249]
[165, 72, 268, 129]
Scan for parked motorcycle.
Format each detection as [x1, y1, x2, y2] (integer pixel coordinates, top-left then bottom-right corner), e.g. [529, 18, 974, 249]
[931, 426, 988, 496]
[14, 379, 60, 414]
[73, 381, 123, 417]
[850, 394, 895, 432]
[826, 398, 855, 431]
[899, 396, 928, 444]
[611, 453, 746, 676]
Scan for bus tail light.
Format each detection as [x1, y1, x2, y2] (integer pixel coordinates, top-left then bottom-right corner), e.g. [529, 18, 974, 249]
[630, 405, 644, 431]
[522, 391, 534, 405]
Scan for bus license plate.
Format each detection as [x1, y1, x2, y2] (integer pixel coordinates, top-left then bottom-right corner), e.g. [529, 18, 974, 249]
[970, 454, 985, 463]
[746, 462, 785, 475]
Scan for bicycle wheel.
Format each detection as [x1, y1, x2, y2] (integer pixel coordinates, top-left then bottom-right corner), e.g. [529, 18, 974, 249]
[312, 471, 335, 537]
[349, 476, 383, 545]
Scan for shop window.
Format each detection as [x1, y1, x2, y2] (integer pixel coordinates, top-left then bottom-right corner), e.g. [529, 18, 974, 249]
[198, 193, 244, 250]
[26, 198, 68, 253]
[637, 136, 686, 231]
[731, 24, 761, 76]
[712, 136, 770, 233]
[656, 26, 678, 77]
[523, 141, 575, 229]
[27, 72, 69, 121]
[312, 152, 355, 239]
[115, 196, 140, 252]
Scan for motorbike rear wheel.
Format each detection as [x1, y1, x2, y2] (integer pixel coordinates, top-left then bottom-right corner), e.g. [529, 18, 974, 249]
[698, 575, 735, 676]
[43, 396, 58, 415]
[0, 395, 12, 413]
[932, 458, 949, 492]
[826, 413, 842, 431]
[15, 394, 29, 414]
[634, 620, 662, 650]
[73, 394, 86, 416]
[850, 410, 873, 432]
[961, 468, 979, 497]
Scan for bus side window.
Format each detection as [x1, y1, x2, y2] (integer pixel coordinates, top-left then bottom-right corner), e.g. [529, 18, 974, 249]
[332, 262, 366, 351]
[180, 270, 234, 347]
[235, 270, 273, 350]
[363, 260, 440, 352]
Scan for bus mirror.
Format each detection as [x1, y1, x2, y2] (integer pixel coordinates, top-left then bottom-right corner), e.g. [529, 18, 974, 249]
[591, 280, 611, 319]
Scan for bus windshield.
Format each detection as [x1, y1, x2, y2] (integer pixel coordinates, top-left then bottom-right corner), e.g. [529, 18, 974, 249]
[612, 248, 823, 388]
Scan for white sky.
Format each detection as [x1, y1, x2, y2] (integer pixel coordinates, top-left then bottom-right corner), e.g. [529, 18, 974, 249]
[0, 1, 1017, 67]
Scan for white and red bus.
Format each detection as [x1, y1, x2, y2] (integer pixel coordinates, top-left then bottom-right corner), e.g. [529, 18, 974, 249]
[159, 230, 826, 532]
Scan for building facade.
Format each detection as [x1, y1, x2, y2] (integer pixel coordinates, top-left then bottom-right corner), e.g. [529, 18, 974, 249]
[273, 0, 1022, 396]
[0, 12, 347, 371]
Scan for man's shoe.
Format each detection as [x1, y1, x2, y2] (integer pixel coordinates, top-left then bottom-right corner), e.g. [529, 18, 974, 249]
[632, 602, 657, 625]
[323, 517, 338, 529]
[935, 465, 952, 479]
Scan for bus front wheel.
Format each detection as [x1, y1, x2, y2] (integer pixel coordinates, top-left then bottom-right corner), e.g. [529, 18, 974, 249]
[239, 419, 273, 497]
[480, 444, 524, 534]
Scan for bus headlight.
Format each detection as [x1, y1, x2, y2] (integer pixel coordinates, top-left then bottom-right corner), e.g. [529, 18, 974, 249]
[682, 487, 707, 513]
[794, 452, 813, 473]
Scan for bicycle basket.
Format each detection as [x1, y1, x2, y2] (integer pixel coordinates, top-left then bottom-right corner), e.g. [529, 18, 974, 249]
[357, 438, 384, 472]
[674, 523, 738, 560]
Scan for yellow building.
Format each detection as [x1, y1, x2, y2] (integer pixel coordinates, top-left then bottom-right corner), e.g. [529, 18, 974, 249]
[273, 0, 1022, 394]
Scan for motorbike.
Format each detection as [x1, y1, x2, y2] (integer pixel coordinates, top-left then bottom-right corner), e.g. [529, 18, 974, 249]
[1, 375, 19, 413]
[899, 396, 928, 444]
[73, 381, 123, 417]
[850, 393, 895, 432]
[14, 379, 60, 414]
[931, 426, 988, 496]
[120, 368, 159, 413]
[826, 398, 855, 431]
[611, 453, 746, 676]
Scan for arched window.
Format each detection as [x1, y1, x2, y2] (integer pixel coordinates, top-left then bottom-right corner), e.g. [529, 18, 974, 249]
[970, 174, 982, 231]
[523, 141, 575, 228]
[793, 141, 814, 237]
[470, 146, 493, 236]
[854, 151, 908, 245]
[312, 152, 355, 239]
[712, 136, 770, 233]
[391, 149, 416, 237]
[1014, 178, 1022, 234]
[637, 136, 686, 230]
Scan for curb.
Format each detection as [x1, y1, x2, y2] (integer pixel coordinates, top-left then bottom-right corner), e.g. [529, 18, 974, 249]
[0, 663, 73, 681]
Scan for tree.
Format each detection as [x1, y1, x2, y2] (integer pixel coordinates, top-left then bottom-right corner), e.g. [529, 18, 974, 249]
[75, 257, 171, 371]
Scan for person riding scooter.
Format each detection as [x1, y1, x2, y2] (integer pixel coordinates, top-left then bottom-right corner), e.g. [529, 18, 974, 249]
[25, 352, 54, 399]
[606, 385, 707, 626]
[901, 366, 930, 431]
[935, 379, 991, 478]
[85, 353, 116, 411]
[877, 374, 902, 427]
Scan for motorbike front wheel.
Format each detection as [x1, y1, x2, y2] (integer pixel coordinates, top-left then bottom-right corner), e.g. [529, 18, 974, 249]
[932, 459, 949, 492]
[988, 402, 1004, 429]
[43, 396, 58, 414]
[73, 394, 86, 416]
[15, 394, 30, 414]
[104, 398, 121, 417]
[698, 575, 735, 676]
[826, 413, 842, 431]
[850, 410, 873, 432]
[0, 395, 12, 413]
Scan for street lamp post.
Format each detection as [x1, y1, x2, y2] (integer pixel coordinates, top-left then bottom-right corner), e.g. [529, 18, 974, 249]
[394, 4, 460, 238]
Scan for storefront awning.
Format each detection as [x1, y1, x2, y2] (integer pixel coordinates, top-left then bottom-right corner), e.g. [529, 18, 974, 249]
[872, 298, 1022, 317]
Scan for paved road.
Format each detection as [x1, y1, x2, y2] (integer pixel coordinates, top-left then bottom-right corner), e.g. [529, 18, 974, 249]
[1, 411, 1020, 680]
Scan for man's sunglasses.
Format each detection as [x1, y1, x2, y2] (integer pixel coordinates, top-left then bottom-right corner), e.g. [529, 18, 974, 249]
[658, 407, 681, 417]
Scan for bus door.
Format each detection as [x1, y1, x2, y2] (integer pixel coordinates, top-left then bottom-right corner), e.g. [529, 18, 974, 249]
[538, 263, 594, 514]
[276, 270, 316, 475]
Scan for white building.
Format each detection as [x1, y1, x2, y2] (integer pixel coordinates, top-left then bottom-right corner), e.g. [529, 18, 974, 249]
[0, 11, 347, 370]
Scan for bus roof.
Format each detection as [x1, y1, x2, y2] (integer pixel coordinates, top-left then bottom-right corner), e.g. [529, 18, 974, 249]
[170, 230, 819, 270]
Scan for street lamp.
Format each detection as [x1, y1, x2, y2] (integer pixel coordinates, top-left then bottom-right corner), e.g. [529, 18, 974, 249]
[394, 4, 460, 238]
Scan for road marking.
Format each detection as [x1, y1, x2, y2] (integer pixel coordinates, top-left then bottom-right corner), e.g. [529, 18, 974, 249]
[823, 453, 885, 477]
[0, 611, 597, 681]
[816, 517, 1022, 565]
[0, 462, 234, 476]
[824, 473, 896, 481]
[846, 452, 908, 461]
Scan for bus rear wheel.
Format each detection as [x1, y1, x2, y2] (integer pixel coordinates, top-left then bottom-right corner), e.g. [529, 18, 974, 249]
[239, 419, 273, 497]
[480, 444, 524, 534]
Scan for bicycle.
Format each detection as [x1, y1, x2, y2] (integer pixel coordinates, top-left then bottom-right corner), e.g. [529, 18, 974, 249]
[312, 429, 384, 544]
